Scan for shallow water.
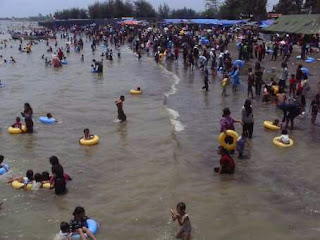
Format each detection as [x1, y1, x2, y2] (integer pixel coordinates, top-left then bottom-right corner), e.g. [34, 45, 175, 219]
[1, 21, 320, 240]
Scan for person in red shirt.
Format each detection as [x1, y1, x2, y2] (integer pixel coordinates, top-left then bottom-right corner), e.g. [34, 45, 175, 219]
[214, 147, 235, 174]
[289, 74, 297, 97]
[174, 46, 179, 61]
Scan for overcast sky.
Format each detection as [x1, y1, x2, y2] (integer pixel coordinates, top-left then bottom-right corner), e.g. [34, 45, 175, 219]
[0, 0, 279, 18]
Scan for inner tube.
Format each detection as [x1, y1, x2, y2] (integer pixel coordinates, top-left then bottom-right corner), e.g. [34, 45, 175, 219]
[273, 137, 294, 147]
[0, 164, 9, 175]
[11, 181, 51, 190]
[80, 135, 99, 146]
[233, 59, 244, 68]
[72, 219, 99, 240]
[61, 60, 68, 65]
[12, 180, 32, 190]
[305, 59, 315, 63]
[130, 89, 142, 95]
[218, 130, 239, 151]
[0, 83, 5, 88]
[8, 125, 27, 134]
[272, 85, 279, 94]
[263, 121, 280, 130]
[301, 67, 309, 76]
[91, 69, 99, 73]
[39, 116, 56, 124]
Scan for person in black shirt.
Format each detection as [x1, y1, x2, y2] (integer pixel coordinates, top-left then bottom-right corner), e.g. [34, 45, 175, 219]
[49, 156, 66, 195]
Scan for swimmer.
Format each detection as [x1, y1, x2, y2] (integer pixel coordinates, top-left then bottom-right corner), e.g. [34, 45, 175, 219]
[81, 128, 94, 140]
[214, 147, 235, 174]
[272, 119, 280, 127]
[277, 129, 290, 145]
[10, 56, 15, 63]
[81, 54, 84, 61]
[47, 113, 57, 122]
[11, 117, 23, 131]
[170, 202, 192, 240]
[0, 155, 10, 172]
[8, 169, 34, 187]
[54, 222, 71, 240]
[31, 173, 42, 190]
[69, 206, 96, 240]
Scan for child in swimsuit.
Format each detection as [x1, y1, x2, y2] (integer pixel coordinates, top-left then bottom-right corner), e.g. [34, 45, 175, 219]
[171, 202, 192, 240]
[82, 128, 94, 140]
[278, 129, 290, 144]
[70, 206, 96, 240]
[221, 75, 229, 96]
[272, 118, 280, 127]
[12, 117, 22, 130]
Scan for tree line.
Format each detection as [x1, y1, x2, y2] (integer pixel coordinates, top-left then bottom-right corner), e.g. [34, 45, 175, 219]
[53, 0, 320, 21]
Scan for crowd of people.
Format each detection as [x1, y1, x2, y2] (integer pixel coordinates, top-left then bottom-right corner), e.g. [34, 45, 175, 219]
[1, 20, 320, 239]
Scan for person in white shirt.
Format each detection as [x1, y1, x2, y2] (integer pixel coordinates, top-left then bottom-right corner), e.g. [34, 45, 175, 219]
[279, 129, 290, 144]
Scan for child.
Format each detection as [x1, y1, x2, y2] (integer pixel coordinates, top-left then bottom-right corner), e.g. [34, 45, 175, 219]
[272, 118, 280, 127]
[170, 202, 192, 240]
[42, 171, 50, 182]
[310, 94, 320, 128]
[221, 75, 229, 96]
[47, 113, 57, 122]
[8, 169, 34, 186]
[31, 173, 42, 191]
[137, 87, 141, 91]
[54, 222, 72, 240]
[81, 128, 94, 140]
[289, 74, 297, 97]
[278, 129, 290, 144]
[81, 54, 84, 61]
[214, 147, 235, 174]
[0, 155, 10, 171]
[11, 117, 22, 130]
[70, 206, 96, 240]
[237, 132, 247, 159]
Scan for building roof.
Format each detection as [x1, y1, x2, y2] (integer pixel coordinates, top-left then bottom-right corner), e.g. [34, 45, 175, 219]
[264, 14, 320, 34]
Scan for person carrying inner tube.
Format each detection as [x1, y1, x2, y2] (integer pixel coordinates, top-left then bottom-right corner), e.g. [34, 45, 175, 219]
[220, 108, 242, 145]
[115, 95, 127, 123]
[21, 103, 33, 133]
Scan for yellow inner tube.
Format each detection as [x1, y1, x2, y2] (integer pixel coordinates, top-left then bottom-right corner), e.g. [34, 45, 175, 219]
[218, 130, 239, 151]
[273, 137, 294, 147]
[8, 125, 27, 134]
[263, 121, 280, 130]
[80, 135, 99, 146]
[272, 85, 279, 94]
[130, 89, 142, 95]
[12, 181, 32, 190]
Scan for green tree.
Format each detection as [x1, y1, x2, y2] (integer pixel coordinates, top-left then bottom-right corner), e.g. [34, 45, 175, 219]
[219, 0, 243, 19]
[304, 0, 320, 13]
[241, 0, 267, 20]
[134, 0, 157, 18]
[158, 3, 171, 19]
[274, 0, 303, 14]
[170, 7, 198, 19]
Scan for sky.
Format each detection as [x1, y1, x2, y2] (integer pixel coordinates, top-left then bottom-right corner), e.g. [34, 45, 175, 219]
[0, 0, 279, 18]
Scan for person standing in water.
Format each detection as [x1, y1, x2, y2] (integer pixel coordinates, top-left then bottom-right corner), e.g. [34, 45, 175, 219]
[115, 96, 127, 122]
[202, 68, 210, 91]
[21, 103, 33, 133]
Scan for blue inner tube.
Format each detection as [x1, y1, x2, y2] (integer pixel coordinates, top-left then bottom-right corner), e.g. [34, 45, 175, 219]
[301, 67, 309, 76]
[91, 69, 99, 73]
[61, 60, 68, 65]
[0, 83, 5, 88]
[305, 59, 315, 63]
[72, 219, 99, 239]
[233, 60, 244, 68]
[0, 164, 9, 175]
[39, 116, 56, 124]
